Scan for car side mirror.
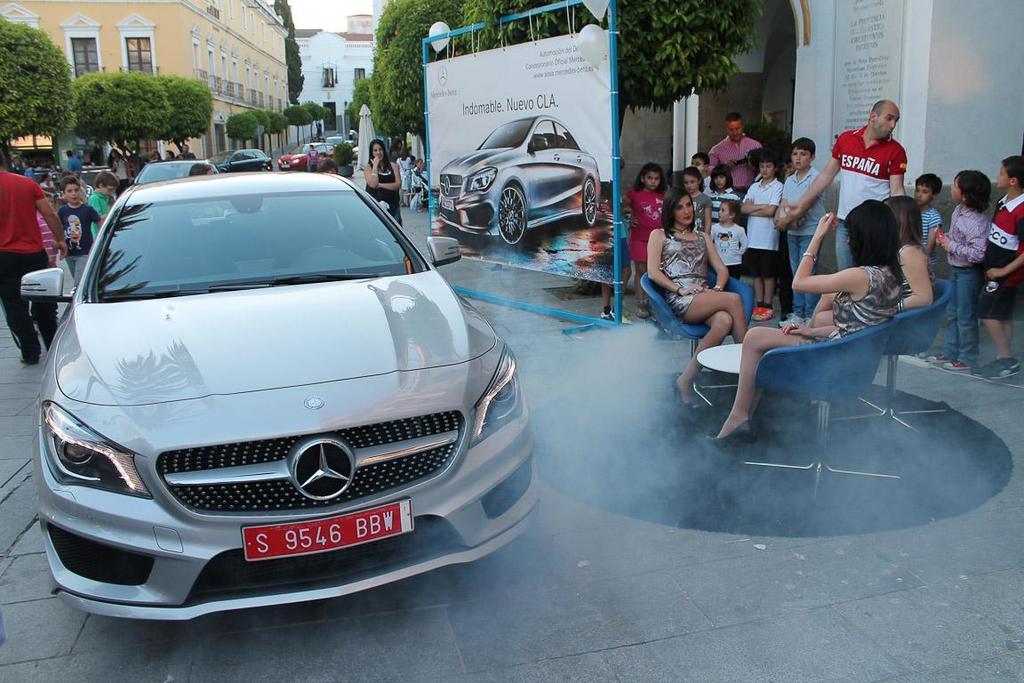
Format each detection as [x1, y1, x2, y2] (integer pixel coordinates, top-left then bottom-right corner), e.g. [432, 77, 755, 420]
[427, 236, 461, 267]
[528, 134, 547, 154]
[21, 267, 70, 303]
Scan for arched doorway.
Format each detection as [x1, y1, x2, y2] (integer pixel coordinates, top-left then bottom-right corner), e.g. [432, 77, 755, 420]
[694, 0, 798, 152]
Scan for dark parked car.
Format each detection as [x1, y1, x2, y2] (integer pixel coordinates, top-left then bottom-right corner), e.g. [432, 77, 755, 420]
[209, 149, 272, 173]
[437, 116, 601, 245]
[134, 160, 218, 185]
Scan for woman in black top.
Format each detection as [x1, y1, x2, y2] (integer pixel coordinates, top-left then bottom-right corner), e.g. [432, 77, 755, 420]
[364, 139, 403, 225]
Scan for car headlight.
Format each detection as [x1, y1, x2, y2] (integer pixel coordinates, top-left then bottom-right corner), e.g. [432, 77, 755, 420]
[468, 167, 497, 192]
[42, 402, 150, 497]
[472, 347, 521, 444]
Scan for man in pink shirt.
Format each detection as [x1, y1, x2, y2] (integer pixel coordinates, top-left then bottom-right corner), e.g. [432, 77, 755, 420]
[708, 112, 763, 193]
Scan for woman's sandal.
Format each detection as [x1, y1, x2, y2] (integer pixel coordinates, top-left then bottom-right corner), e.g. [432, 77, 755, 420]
[707, 420, 757, 447]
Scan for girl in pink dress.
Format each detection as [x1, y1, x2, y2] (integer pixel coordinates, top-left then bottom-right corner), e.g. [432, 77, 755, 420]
[624, 163, 666, 319]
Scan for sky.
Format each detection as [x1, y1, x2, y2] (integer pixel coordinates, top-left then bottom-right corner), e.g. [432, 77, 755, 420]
[289, 0, 373, 32]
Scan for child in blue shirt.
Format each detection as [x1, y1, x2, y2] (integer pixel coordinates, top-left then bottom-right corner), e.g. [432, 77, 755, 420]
[57, 176, 100, 283]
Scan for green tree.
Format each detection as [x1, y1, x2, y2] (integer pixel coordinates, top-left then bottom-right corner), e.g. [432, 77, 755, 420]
[302, 101, 328, 139]
[156, 75, 214, 149]
[372, 0, 463, 138]
[462, 0, 759, 123]
[73, 72, 168, 153]
[274, 0, 304, 104]
[251, 109, 271, 150]
[284, 104, 312, 143]
[0, 18, 74, 150]
[268, 110, 288, 148]
[345, 77, 375, 134]
[226, 111, 259, 144]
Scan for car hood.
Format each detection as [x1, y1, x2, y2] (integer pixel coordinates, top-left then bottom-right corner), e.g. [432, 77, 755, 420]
[55, 271, 498, 406]
[441, 148, 521, 175]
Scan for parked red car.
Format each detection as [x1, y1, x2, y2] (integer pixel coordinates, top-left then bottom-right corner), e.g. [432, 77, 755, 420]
[277, 143, 334, 171]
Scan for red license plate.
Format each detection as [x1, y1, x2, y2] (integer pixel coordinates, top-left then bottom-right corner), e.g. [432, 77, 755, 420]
[242, 500, 413, 562]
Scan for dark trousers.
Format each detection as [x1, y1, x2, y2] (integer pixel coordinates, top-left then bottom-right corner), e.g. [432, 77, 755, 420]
[0, 250, 58, 360]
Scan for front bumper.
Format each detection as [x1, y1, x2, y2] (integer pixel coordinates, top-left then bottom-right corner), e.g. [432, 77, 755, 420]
[36, 400, 536, 620]
[438, 193, 497, 235]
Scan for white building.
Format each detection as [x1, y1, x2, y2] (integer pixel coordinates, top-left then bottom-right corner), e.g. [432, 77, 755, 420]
[294, 22, 372, 134]
[657, 0, 1024, 188]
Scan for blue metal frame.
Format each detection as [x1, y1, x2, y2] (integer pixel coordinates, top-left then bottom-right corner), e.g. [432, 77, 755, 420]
[421, 0, 623, 329]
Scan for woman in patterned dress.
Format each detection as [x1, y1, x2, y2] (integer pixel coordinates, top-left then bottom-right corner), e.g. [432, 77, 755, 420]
[713, 200, 904, 442]
[647, 187, 749, 410]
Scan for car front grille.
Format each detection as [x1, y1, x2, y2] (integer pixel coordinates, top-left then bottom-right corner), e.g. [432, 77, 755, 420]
[157, 411, 463, 513]
[440, 174, 463, 197]
[187, 516, 463, 604]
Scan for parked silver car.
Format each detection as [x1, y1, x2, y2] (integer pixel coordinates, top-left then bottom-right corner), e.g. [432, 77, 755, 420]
[437, 116, 601, 244]
[22, 173, 536, 619]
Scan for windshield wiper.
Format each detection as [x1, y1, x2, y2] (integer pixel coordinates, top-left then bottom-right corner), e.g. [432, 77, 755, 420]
[101, 289, 210, 301]
[205, 273, 381, 291]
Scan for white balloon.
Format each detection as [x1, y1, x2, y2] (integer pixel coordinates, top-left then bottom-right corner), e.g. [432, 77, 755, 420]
[576, 24, 607, 69]
[429, 21, 451, 54]
[582, 0, 609, 21]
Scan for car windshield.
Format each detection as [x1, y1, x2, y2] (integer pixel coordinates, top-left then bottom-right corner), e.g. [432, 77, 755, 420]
[95, 192, 422, 301]
[478, 120, 534, 150]
[135, 163, 208, 185]
[207, 151, 232, 164]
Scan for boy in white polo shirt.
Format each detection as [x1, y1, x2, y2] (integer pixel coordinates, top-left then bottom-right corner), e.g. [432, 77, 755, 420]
[741, 152, 784, 321]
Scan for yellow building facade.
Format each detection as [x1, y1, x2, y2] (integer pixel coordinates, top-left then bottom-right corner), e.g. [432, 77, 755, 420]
[3, 0, 289, 156]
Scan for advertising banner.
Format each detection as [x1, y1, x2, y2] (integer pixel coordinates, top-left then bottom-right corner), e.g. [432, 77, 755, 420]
[427, 34, 615, 283]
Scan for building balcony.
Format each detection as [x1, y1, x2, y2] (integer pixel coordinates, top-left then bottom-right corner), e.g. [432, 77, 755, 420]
[225, 81, 235, 97]
[215, 76, 223, 95]
[206, 5, 220, 20]
[193, 68, 208, 83]
[248, 88, 258, 106]
[258, 92, 264, 108]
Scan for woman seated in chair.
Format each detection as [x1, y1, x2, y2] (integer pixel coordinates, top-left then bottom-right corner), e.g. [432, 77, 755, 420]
[714, 200, 904, 441]
[647, 187, 749, 410]
[886, 195, 934, 311]
[804, 198, 931, 328]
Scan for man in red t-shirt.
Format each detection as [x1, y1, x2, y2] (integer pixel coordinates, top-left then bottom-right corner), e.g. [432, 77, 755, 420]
[0, 152, 68, 364]
[781, 100, 907, 270]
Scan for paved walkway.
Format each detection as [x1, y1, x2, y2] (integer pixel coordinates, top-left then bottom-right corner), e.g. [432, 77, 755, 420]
[2, 206, 1024, 681]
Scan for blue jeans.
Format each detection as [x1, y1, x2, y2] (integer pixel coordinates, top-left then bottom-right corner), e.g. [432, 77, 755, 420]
[835, 219, 853, 271]
[943, 266, 981, 366]
[787, 232, 820, 318]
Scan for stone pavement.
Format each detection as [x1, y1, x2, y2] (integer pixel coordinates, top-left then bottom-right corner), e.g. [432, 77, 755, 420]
[2, 204, 1024, 682]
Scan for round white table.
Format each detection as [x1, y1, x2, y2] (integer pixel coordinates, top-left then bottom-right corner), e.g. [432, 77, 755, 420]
[696, 343, 743, 375]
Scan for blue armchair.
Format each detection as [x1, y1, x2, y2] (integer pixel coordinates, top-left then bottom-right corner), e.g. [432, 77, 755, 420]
[749, 320, 898, 494]
[640, 270, 754, 355]
[855, 279, 953, 428]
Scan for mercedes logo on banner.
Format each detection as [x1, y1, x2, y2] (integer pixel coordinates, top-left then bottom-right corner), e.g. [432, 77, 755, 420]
[438, 65, 448, 86]
[288, 437, 355, 500]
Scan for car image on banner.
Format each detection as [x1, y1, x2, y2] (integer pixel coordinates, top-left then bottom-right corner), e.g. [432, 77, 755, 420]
[437, 116, 600, 245]
[427, 34, 615, 283]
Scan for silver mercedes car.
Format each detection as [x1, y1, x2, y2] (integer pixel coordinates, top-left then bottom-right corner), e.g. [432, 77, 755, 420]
[437, 116, 601, 244]
[21, 172, 536, 620]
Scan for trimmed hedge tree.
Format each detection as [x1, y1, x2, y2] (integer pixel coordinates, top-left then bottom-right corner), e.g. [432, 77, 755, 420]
[157, 75, 214, 150]
[73, 72, 169, 153]
[225, 111, 259, 144]
[462, 0, 760, 124]
[0, 18, 74, 146]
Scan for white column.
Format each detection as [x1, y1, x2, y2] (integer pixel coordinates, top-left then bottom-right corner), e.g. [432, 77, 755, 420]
[684, 93, 700, 161]
[672, 99, 687, 173]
